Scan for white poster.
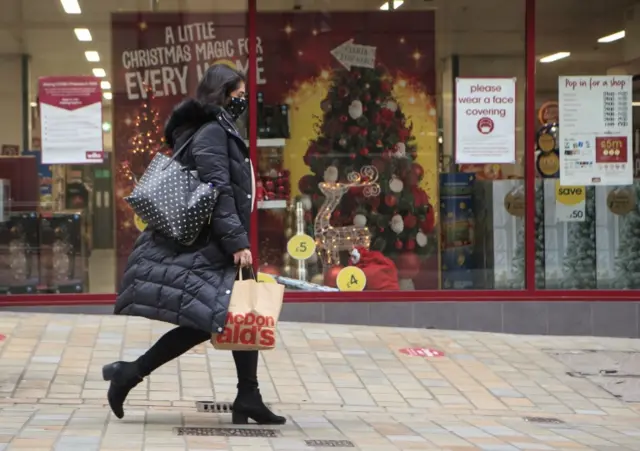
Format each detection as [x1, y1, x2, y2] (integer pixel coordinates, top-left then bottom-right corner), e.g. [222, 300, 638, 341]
[39, 76, 104, 164]
[559, 76, 633, 186]
[455, 77, 517, 164]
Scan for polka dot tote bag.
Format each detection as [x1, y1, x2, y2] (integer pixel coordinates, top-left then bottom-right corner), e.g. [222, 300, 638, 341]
[125, 128, 219, 246]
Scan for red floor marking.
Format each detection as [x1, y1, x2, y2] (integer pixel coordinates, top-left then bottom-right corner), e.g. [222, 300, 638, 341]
[399, 347, 445, 357]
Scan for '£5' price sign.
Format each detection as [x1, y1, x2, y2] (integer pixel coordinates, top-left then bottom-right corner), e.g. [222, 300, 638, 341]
[555, 181, 586, 222]
[287, 234, 316, 260]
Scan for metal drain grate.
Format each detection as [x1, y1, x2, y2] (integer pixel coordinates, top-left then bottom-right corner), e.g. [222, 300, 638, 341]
[195, 401, 234, 413]
[523, 416, 564, 424]
[175, 427, 280, 437]
[305, 439, 355, 447]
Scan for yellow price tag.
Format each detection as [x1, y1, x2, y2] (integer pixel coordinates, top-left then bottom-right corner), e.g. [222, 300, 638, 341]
[336, 266, 366, 292]
[134, 214, 147, 232]
[257, 272, 277, 284]
[286, 234, 316, 260]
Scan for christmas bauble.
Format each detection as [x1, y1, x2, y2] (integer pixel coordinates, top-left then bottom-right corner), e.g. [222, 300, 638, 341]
[390, 214, 404, 234]
[394, 239, 403, 250]
[384, 100, 398, 112]
[416, 231, 428, 247]
[348, 100, 363, 120]
[389, 177, 404, 193]
[353, 214, 367, 227]
[404, 214, 417, 229]
[385, 194, 398, 208]
[284, 228, 294, 239]
[359, 147, 369, 156]
[396, 252, 420, 279]
[298, 174, 316, 194]
[411, 163, 424, 179]
[339, 115, 348, 123]
[405, 239, 416, 251]
[300, 195, 312, 211]
[324, 165, 339, 183]
[324, 265, 343, 287]
[420, 208, 436, 233]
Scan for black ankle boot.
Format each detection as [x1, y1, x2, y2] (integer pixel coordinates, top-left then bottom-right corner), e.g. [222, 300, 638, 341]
[102, 361, 143, 419]
[232, 390, 286, 425]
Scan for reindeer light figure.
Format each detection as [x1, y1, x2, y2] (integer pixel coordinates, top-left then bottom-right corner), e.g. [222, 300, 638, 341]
[314, 165, 380, 268]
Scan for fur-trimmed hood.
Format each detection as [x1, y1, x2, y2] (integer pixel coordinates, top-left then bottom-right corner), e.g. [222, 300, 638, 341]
[164, 98, 227, 148]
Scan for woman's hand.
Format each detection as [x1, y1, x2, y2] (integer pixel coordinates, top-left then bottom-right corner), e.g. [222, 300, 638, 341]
[233, 249, 253, 267]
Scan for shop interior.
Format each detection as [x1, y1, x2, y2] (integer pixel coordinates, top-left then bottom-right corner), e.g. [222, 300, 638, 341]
[0, 0, 639, 294]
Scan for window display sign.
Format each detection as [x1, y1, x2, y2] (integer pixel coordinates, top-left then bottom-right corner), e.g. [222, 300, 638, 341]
[455, 77, 517, 164]
[555, 181, 585, 222]
[559, 75, 633, 186]
[39, 76, 103, 164]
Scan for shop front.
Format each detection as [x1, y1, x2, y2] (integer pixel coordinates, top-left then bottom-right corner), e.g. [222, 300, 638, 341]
[0, 0, 639, 336]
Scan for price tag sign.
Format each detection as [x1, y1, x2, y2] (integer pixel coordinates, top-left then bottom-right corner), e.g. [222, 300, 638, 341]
[336, 266, 366, 291]
[555, 181, 585, 222]
[134, 214, 147, 232]
[286, 234, 316, 260]
[257, 272, 277, 284]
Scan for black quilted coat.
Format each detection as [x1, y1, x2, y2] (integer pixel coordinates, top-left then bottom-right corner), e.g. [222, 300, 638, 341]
[114, 99, 253, 334]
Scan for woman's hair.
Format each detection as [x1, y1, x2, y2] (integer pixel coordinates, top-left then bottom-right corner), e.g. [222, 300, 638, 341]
[196, 64, 245, 107]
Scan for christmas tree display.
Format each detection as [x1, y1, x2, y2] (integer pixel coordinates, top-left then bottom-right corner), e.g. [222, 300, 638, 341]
[612, 183, 640, 288]
[561, 186, 596, 289]
[299, 65, 436, 272]
[114, 85, 166, 257]
[510, 181, 546, 288]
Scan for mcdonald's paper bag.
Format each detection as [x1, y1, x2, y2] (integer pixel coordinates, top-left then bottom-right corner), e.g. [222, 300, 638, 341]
[212, 275, 284, 351]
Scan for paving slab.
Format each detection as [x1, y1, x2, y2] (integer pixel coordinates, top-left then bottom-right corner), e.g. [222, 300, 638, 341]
[1, 312, 640, 450]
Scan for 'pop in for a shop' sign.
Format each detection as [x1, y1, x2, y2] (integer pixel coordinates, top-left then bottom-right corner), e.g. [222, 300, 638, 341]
[455, 77, 517, 165]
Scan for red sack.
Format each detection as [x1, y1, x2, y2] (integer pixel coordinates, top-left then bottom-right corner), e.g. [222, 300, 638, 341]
[349, 246, 399, 290]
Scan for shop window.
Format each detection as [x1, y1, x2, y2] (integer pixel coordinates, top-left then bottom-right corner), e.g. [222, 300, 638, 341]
[0, 1, 250, 295]
[254, 0, 525, 291]
[535, 0, 638, 289]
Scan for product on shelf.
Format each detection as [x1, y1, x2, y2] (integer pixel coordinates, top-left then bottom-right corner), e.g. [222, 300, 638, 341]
[39, 213, 86, 293]
[0, 212, 40, 294]
[257, 92, 290, 139]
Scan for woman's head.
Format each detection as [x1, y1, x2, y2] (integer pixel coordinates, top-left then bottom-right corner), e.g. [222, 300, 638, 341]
[196, 64, 247, 119]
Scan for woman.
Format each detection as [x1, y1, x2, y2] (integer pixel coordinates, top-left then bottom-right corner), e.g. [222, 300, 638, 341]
[103, 64, 285, 425]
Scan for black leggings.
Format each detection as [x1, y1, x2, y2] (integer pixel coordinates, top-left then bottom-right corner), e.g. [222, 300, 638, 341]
[135, 326, 259, 392]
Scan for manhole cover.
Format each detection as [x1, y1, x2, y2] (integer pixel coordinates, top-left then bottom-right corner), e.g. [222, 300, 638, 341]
[305, 440, 355, 447]
[524, 417, 564, 424]
[175, 427, 280, 437]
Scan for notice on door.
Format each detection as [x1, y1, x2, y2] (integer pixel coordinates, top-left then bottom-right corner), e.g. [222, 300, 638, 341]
[455, 77, 517, 164]
[39, 76, 104, 164]
[559, 76, 633, 186]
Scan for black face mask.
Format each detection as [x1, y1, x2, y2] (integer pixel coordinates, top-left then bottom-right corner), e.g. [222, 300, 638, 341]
[227, 96, 247, 121]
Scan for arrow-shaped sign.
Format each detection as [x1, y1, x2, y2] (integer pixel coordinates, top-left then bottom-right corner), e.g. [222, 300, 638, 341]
[330, 39, 377, 70]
